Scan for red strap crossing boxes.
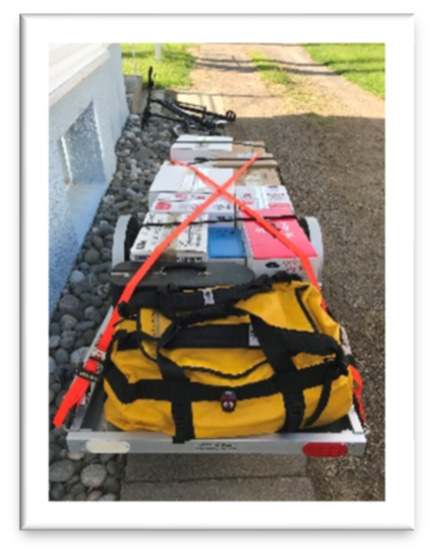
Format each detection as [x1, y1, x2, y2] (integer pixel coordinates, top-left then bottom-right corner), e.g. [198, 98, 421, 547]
[150, 186, 267, 226]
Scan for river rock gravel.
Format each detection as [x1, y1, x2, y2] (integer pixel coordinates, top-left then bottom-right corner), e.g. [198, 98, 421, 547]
[48, 112, 174, 501]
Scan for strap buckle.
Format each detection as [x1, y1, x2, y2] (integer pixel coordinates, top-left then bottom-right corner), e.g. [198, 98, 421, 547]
[75, 367, 102, 383]
[88, 347, 106, 364]
[80, 347, 106, 381]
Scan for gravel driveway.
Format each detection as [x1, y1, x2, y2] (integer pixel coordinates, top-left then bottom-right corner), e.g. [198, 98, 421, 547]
[178, 43, 385, 501]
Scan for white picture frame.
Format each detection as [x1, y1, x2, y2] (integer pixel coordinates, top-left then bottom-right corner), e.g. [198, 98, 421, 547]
[20, 11, 414, 530]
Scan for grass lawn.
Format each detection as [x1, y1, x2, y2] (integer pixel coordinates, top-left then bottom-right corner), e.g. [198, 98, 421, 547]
[250, 52, 294, 86]
[121, 44, 195, 89]
[250, 51, 327, 112]
[304, 43, 385, 98]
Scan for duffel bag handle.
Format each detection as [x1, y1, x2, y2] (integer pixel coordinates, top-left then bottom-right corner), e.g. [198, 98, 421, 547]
[159, 262, 207, 273]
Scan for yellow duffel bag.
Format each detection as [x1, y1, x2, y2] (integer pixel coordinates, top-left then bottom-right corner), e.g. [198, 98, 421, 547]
[103, 273, 354, 443]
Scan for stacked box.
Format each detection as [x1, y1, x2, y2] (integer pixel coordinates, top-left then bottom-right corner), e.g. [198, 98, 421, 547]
[170, 134, 276, 167]
[150, 186, 266, 226]
[132, 134, 319, 278]
[170, 135, 234, 161]
[236, 167, 282, 186]
[259, 185, 295, 216]
[148, 162, 234, 206]
[130, 213, 208, 263]
[242, 208, 320, 279]
[208, 227, 246, 265]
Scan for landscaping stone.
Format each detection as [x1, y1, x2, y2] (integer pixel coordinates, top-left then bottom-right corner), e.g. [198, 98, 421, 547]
[48, 113, 181, 503]
[70, 483, 86, 497]
[59, 294, 81, 316]
[50, 381, 62, 395]
[106, 460, 120, 477]
[87, 490, 103, 501]
[84, 249, 100, 265]
[80, 464, 107, 489]
[91, 235, 104, 250]
[70, 347, 88, 367]
[54, 348, 70, 365]
[49, 335, 60, 350]
[98, 221, 113, 236]
[50, 459, 76, 483]
[60, 330, 76, 350]
[70, 270, 86, 285]
[50, 483, 65, 501]
[50, 322, 61, 336]
[60, 314, 78, 330]
[82, 329, 97, 344]
[76, 320, 95, 332]
[84, 306, 98, 321]
[99, 454, 114, 464]
[98, 493, 117, 502]
[102, 477, 120, 494]
[49, 356, 56, 374]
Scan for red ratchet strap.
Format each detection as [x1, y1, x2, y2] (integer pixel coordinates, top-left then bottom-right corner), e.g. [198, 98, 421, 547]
[53, 154, 259, 428]
[172, 160, 321, 293]
[349, 364, 366, 424]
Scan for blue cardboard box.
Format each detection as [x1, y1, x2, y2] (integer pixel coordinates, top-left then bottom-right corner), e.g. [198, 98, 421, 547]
[208, 227, 246, 263]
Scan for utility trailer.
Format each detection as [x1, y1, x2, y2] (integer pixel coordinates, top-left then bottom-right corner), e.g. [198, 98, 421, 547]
[62, 130, 368, 458]
[65, 214, 367, 458]
[67, 328, 366, 457]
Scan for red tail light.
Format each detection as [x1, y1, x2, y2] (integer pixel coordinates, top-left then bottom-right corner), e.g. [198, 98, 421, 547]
[303, 442, 348, 457]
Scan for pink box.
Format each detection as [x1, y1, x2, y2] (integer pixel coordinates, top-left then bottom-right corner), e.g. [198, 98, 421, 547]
[242, 210, 320, 278]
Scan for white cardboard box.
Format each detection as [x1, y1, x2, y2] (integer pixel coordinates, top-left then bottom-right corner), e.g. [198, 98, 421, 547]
[130, 213, 208, 263]
[170, 134, 233, 161]
[148, 162, 234, 206]
[258, 185, 295, 216]
[150, 186, 266, 225]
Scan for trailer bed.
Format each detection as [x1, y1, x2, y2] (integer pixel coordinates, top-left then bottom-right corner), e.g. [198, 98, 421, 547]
[66, 310, 367, 456]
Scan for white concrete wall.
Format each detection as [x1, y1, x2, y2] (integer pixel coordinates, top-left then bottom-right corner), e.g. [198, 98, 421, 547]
[49, 44, 128, 313]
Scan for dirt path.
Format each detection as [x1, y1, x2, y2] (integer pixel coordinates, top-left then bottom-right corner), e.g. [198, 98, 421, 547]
[176, 44, 385, 501]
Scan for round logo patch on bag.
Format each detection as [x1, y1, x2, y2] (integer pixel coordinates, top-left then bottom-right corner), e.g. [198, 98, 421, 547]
[220, 390, 237, 412]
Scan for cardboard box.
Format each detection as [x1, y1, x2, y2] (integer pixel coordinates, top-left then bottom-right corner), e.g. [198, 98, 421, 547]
[148, 162, 234, 205]
[150, 186, 266, 225]
[130, 213, 208, 263]
[242, 209, 320, 279]
[170, 135, 234, 161]
[171, 135, 276, 167]
[235, 167, 282, 186]
[259, 185, 295, 216]
[208, 227, 246, 265]
[202, 144, 277, 169]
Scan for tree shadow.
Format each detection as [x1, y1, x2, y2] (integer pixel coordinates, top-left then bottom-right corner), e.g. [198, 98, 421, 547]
[192, 56, 384, 77]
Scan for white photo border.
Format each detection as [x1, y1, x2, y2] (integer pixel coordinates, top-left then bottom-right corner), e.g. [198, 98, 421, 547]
[21, 12, 414, 529]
